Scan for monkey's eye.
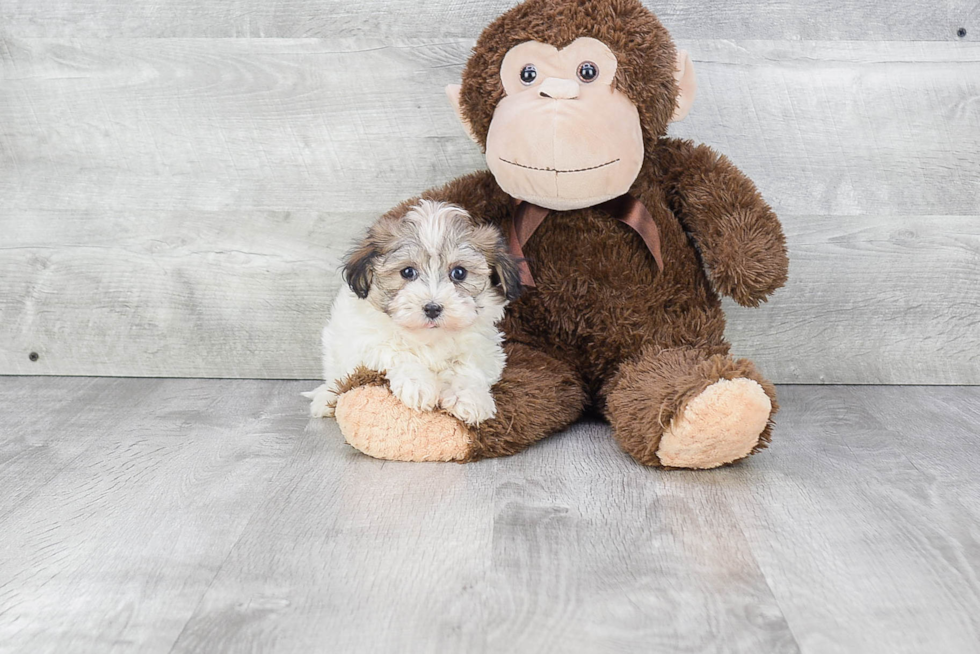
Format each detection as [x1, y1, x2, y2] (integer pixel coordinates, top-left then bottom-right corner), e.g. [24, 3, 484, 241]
[450, 266, 468, 282]
[577, 61, 598, 83]
[400, 267, 418, 281]
[520, 64, 537, 85]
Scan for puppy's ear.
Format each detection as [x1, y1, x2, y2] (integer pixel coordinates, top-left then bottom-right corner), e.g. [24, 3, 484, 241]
[471, 223, 523, 302]
[344, 216, 400, 298]
[490, 239, 524, 302]
[342, 239, 377, 299]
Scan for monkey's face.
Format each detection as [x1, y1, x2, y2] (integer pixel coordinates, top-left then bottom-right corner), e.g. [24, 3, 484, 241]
[448, 0, 698, 211]
[485, 38, 644, 211]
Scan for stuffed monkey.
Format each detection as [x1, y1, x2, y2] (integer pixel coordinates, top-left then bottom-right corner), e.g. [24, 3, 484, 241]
[330, 0, 788, 469]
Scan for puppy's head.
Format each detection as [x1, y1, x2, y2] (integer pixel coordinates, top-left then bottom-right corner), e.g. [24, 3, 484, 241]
[343, 200, 522, 332]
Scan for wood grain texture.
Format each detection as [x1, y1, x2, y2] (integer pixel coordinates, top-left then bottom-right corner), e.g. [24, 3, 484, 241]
[2, 212, 977, 383]
[474, 433, 799, 653]
[0, 377, 309, 653]
[168, 414, 499, 654]
[723, 214, 980, 384]
[1, 0, 976, 40]
[0, 210, 358, 378]
[2, 38, 979, 381]
[0, 377, 161, 519]
[2, 378, 979, 652]
[672, 40, 980, 218]
[2, 38, 979, 216]
[0, 37, 483, 213]
[720, 385, 980, 652]
[170, 421, 799, 654]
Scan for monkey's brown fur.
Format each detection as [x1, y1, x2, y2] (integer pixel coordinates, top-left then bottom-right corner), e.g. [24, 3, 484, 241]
[337, 0, 788, 467]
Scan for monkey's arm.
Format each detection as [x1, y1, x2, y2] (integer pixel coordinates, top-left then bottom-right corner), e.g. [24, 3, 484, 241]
[658, 138, 788, 307]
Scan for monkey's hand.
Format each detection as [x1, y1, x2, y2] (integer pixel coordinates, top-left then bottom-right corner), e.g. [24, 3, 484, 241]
[659, 139, 789, 307]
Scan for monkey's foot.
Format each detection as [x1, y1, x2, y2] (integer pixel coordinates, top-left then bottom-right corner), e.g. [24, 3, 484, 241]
[334, 385, 473, 462]
[656, 378, 771, 469]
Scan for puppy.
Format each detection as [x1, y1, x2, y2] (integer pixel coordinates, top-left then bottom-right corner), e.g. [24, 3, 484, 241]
[304, 200, 522, 425]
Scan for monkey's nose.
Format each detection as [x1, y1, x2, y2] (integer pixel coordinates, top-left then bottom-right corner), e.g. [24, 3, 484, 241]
[538, 77, 580, 100]
[423, 302, 443, 319]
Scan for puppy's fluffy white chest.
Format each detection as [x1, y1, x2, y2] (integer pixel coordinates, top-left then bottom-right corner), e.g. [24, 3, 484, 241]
[307, 287, 506, 426]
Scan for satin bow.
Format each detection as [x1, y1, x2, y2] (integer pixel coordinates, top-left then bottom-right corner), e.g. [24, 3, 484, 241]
[507, 194, 664, 287]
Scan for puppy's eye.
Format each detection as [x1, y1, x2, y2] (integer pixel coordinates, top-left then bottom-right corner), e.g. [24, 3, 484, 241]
[400, 267, 418, 281]
[450, 266, 467, 282]
[520, 64, 537, 85]
[577, 61, 598, 83]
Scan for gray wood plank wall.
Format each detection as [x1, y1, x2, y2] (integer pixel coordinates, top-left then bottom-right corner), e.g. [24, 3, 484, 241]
[1, 3, 978, 382]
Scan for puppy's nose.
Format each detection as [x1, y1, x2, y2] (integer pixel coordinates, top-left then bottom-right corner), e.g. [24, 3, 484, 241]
[423, 302, 443, 319]
[538, 77, 579, 100]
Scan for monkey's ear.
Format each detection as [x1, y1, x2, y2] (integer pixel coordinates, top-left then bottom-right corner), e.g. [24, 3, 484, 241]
[670, 50, 697, 122]
[446, 84, 480, 144]
[342, 240, 377, 299]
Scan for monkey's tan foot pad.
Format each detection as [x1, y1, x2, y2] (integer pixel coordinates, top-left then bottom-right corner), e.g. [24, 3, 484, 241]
[657, 378, 771, 469]
[334, 385, 472, 462]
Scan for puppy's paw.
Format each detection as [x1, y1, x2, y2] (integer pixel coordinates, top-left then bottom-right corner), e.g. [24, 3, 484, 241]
[305, 384, 336, 418]
[389, 374, 441, 412]
[442, 387, 497, 426]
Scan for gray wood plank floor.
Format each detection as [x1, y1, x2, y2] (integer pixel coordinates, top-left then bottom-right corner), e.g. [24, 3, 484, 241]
[1, 378, 978, 653]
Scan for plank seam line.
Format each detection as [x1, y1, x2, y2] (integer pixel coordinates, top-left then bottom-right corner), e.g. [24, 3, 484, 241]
[164, 381, 303, 653]
[722, 494, 804, 651]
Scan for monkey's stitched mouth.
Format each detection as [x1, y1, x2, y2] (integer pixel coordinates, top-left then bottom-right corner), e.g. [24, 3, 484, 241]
[499, 157, 620, 174]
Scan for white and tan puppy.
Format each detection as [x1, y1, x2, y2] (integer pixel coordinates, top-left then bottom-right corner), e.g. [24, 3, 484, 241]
[305, 200, 522, 425]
